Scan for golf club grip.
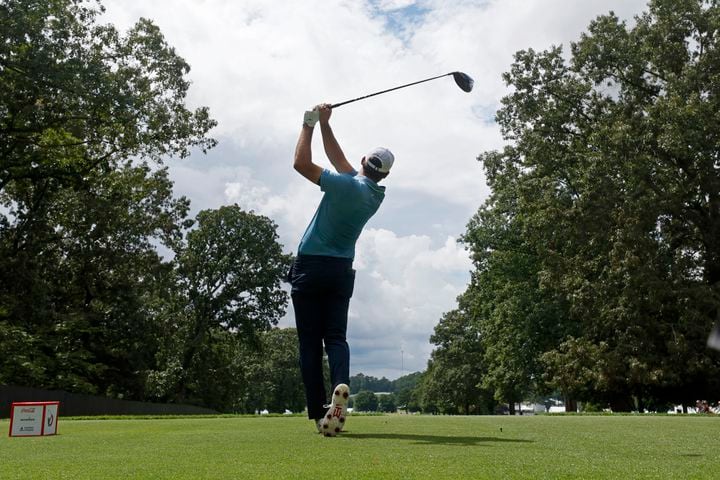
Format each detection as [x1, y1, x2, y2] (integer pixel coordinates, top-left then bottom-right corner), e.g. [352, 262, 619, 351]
[330, 73, 452, 109]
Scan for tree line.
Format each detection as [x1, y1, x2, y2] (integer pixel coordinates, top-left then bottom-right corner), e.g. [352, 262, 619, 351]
[421, 0, 720, 414]
[0, 0, 291, 412]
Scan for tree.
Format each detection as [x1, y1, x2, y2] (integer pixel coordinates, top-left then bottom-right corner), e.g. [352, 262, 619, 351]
[394, 371, 423, 412]
[0, 0, 215, 192]
[471, 0, 720, 409]
[45, 164, 190, 397]
[0, 0, 215, 399]
[420, 308, 495, 415]
[243, 328, 306, 414]
[164, 205, 291, 403]
[461, 199, 572, 412]
[377, 393, 397, 413]
[0, 163, 189, 397]
[540, 338, 611, 411]
[395, 387, 422, 413]
[349, 373, 393, 393]
[392, 371, 423, 392]
[353, 390, 378, 412]
[171, 328, 250, 412]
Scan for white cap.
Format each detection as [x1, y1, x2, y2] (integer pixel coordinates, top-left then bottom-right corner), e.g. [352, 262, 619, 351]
[365, 147, 394, 173]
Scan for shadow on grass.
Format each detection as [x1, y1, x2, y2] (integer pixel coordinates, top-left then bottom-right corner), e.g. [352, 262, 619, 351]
[341, 432, 532, 446]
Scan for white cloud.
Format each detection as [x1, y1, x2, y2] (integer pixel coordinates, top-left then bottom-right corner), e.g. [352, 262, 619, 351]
[376, 0, 418, 11]
[224, 174, 319, 246]
[101, 0, 649, 379]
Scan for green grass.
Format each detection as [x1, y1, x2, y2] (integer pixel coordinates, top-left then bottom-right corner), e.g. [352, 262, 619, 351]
[1, 414, 718, 479]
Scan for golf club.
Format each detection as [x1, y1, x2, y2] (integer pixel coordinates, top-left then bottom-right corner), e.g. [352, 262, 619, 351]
[330, 71, 474, 109]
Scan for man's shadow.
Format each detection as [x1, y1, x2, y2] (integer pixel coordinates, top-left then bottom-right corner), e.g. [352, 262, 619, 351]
[341, 432, 532, 446]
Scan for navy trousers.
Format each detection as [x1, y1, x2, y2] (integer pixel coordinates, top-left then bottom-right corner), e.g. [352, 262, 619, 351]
[289, 254, 355, 420]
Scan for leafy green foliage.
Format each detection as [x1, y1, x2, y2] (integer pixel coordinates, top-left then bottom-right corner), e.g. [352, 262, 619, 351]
[349, 373, 393, 393]
[348, 371, 423, 412]
[393, 371, 423, 412]
[242, 328, 306, 414]
[0, 0, 295, 413]
[420, 308, 495, 414]
[0, 0, 216, 191]
[377, 393, 397, 413]
[177, 206, 290, 338]
[431, 0, 720, 413]
[353, 390, 378, 412]
[149, 206, 292, 407]
[0, 0, 216, 397]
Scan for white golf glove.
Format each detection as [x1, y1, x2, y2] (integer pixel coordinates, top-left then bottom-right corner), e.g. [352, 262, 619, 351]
[303, 109, 319, 127]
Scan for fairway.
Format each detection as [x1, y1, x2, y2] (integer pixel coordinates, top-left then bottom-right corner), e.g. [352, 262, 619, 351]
[1, 415, 718, 479]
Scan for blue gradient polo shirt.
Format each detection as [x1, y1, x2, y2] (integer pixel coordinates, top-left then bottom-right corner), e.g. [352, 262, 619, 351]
[298, 169, 385, 259]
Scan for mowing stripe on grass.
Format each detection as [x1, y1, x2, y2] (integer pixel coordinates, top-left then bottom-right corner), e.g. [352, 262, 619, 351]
[1, 415, 718, 479]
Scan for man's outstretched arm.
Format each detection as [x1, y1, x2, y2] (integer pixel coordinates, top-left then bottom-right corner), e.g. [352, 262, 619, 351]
[318, 104, 354, 174]
[294, 113, 323, 184]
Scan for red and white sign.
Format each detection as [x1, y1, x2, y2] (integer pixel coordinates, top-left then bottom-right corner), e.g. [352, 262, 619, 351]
[8, 401, 60, 437]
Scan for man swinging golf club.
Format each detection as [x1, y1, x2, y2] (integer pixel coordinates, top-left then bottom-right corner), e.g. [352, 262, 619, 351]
[289, 103, 393, 436]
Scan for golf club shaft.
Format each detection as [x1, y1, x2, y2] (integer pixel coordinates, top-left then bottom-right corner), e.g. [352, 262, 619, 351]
[330, 73, 453, 109]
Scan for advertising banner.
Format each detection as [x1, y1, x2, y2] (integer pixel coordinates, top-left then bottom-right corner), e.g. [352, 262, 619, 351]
[9, 401, 60, 437]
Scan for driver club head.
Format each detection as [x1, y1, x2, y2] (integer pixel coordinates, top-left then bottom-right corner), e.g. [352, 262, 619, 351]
[452, 71, 474, 93]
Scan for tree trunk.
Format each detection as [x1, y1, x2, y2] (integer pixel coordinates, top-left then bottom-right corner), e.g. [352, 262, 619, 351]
[703, 187, 720, 287]
[565, 397, 577, 413]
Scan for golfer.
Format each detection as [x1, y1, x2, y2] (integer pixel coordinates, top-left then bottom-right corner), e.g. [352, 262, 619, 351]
[288, 103, 393, 435]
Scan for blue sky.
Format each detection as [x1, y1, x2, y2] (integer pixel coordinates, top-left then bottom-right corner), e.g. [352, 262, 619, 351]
[102, 0, 649, 379]
[369, 0, 430, 39]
